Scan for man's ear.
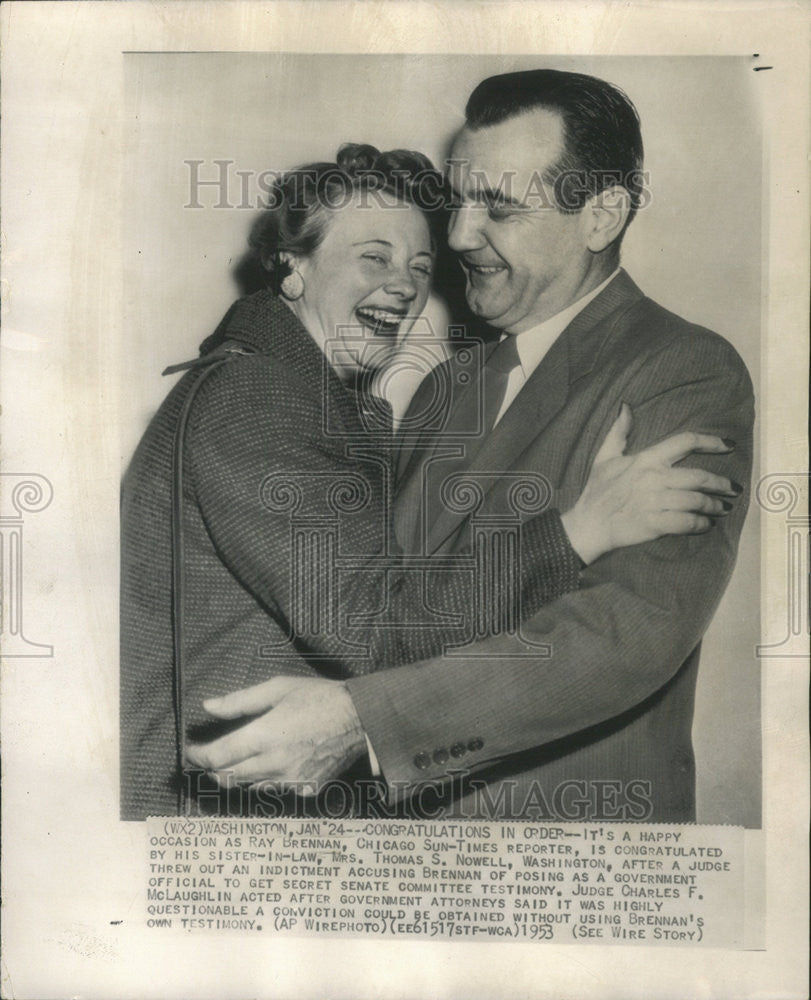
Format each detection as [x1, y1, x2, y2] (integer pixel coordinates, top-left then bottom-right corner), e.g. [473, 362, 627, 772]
[583, 186, 631, 253]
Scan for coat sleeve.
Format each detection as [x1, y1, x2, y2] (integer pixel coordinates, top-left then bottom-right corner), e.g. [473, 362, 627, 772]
[184, 355, 581, 675]
[346, 331, 755, 793]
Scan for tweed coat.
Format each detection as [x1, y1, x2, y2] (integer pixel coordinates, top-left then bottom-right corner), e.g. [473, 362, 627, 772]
[347, 271, 755, 822]
[120, 291, 580, 819]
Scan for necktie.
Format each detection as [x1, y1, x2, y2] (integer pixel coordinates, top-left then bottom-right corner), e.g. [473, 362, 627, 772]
[394, 335, 521, 550]
[457, 334, 521, 439]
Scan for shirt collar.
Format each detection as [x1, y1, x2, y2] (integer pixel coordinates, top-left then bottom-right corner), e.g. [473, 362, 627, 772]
[509, 269, 620, 378]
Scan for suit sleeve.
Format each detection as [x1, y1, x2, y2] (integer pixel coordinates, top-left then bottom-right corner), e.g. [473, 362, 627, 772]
[346, 331, 755, 793]
[185, 356, 580, 675]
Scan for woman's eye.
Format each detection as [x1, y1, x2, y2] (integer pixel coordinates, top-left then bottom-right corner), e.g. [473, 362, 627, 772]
[412, 265, 432, 278]
[362, 253, 388, 266]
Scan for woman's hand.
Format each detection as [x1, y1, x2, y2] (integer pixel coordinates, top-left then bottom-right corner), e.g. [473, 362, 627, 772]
[560, 403, 741, 566]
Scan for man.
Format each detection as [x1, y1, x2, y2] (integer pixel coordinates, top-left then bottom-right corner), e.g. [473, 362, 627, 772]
[190, 70, 753, 822]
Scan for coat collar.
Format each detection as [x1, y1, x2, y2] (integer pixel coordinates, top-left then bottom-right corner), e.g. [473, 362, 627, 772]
[199, 289, 317, 368]
[198, 289, 367, 433]
[564, 268, 645, 385]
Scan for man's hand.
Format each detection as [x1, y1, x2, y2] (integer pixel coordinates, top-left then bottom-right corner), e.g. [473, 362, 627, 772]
[561, 403, 740, 565]
[185, 677, 367, 796]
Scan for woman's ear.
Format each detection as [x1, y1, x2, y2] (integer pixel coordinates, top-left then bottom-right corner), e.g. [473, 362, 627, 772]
[276, 250, 298, 270]
[583, 186, 631, 254]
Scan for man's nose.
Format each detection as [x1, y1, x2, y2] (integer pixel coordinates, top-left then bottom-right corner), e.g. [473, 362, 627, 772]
[448, 203, 485, 252]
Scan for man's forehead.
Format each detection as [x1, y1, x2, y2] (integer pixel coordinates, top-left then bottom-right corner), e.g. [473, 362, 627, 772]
[448, 108, 565, 187]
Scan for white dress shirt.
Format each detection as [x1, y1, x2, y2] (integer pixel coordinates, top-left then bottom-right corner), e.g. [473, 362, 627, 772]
[493, 269, 620, 426]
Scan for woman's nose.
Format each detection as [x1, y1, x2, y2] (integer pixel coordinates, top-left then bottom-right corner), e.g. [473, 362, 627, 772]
[447, 203, 483, 252]
[384, 270, 418, 301]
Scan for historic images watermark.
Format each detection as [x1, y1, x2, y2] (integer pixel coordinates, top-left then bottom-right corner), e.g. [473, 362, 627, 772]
[0, 473, 54, 658]
[755, 472, 809, 657]
[182, 159, 652, 215]
[177, 770, 656, 822]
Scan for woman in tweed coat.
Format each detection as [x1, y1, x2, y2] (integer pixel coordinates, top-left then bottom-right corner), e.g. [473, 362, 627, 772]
[121, 145, 737, 818]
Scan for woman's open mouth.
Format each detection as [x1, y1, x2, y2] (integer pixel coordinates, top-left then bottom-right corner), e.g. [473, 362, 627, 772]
[355, 306, 407, 336]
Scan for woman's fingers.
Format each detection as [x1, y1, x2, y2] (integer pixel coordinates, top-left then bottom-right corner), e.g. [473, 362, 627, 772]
[662, 465, 740, 497]
[561, 420, 741, 562]
[652, 511, 714, 535]
[644, 431, 736, 466]
[662, 490, 732, 517]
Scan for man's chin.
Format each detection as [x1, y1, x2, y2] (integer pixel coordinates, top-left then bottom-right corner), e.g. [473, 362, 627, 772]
[465, 289, 511, 325]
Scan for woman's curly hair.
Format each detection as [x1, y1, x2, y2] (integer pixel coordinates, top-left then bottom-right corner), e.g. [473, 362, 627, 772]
[248, 143, 449, 294]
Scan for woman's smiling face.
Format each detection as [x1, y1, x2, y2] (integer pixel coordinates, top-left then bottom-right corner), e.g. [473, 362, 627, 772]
[291, 194, 434, 377]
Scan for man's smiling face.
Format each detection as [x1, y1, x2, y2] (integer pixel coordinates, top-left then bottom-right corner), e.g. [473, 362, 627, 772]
[447, 109, 593, 333]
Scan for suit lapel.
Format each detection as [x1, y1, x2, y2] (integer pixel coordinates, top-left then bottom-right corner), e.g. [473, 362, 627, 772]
[393, 340, 489, 549]
[425, 333, 569, 553]
[425, 270, 645, 553]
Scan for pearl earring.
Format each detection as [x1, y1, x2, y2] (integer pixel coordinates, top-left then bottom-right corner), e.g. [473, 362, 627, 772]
[280, 270, 304, 301]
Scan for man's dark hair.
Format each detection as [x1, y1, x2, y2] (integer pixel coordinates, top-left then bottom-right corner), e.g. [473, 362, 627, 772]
[465, 69, 645, 238]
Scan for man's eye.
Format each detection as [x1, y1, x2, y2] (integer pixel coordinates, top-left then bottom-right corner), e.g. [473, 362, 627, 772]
[487, 205, 514, 221]
[412, 264, 433, 278]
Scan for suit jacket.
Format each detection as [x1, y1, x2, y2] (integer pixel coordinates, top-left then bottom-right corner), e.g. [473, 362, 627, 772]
[346, 270, 755, 822]
[120, 291, 579, 819]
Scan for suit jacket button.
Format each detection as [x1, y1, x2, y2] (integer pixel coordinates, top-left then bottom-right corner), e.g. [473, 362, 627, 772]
[467, 737, 484, 752]
[433, 747, 449, 765]
[450, 742, 466, 758]
[414, 752, 431, 770]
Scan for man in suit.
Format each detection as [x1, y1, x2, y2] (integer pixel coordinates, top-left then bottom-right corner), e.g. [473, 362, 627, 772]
[192, 69, 753, 822]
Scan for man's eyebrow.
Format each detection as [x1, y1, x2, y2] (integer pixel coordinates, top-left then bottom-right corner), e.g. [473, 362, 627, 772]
[475, 184, 527, 208]
[447, 181, 527, 209]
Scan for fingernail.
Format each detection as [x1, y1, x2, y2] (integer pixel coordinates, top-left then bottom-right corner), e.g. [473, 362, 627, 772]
[722, 439, 736, 449]
[731, 481, 743, 495]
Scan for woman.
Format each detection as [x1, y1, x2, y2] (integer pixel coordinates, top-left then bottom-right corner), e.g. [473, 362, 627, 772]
[121, 144, 737, 819]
